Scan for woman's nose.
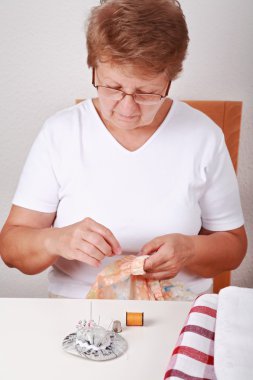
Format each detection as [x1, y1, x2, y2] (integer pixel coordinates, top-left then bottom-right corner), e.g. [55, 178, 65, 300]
[116, 93, 139, 115]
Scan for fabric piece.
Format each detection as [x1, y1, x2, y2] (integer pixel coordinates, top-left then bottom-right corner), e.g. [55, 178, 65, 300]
[214, 286, 253, 380]
[164, 293, 218, 379]
[12, 99, 244, 298]
[86, 255, 196, 301]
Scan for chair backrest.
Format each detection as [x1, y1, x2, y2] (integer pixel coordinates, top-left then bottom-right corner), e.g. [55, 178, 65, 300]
[76, 99, 243, 293]
[184, 100, 243, 293]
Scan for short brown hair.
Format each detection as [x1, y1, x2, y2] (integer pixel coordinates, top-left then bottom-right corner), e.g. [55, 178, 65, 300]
[86, 0, 189, 79]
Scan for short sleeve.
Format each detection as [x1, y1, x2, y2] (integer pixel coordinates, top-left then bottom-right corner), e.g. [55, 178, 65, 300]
[12, 125, 60, 213]
[199, 133, 244, 231]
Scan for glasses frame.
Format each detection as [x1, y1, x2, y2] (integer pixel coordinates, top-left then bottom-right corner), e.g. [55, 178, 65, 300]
[92, 68, 171, 104]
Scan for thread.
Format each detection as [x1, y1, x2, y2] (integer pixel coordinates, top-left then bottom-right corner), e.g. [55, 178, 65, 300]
[126, 312, 144, 326]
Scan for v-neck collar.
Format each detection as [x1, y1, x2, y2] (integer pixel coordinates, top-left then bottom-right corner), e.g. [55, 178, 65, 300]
[86, 98, 177, 155]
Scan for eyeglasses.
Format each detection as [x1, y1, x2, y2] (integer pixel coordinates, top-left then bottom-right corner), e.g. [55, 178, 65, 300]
[92, 68, 171, 105]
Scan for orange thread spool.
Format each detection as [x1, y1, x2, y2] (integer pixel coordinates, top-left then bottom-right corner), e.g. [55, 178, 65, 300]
[126, 312, 144, 326]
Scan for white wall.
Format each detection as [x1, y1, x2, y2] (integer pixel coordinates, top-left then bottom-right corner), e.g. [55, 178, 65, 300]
[0, 0, 252, 297]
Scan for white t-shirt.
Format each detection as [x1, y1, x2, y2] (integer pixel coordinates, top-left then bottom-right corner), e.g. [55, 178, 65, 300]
[13, 99, 244, 298]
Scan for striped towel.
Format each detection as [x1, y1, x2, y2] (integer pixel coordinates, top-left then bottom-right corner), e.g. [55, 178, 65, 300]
[164, 293, 218, 380]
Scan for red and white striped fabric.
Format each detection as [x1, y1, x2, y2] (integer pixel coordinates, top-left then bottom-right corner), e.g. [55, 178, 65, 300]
[164, 293, 218, 380]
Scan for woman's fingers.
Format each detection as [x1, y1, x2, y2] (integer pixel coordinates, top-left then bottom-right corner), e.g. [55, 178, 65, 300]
[143, 248, 167, 272]
[144, 271, 174, 281]
[78, 239, 106, 261]
[141, 233, 195, 279]
[83, 218, 122, 255]
[80, 230, 113, 257]
[52, 217, 122, 266]
[143, 244, 180, 278]
[140, 237, 163, 255]
[74, 249, 100, 267]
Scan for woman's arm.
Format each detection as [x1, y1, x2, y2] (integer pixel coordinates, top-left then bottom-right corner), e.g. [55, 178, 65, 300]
[142, 226, 247, 280]
[0, 205, 121, 275]
[0, 206, 58, 274]
[185, 226, 247, 277]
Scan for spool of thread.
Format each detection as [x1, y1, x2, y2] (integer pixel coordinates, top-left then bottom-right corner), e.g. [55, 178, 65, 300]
[126, 312, 144, 326]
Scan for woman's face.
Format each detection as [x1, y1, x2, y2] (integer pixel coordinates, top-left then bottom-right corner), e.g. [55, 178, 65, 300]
[94, 62, 169, 131]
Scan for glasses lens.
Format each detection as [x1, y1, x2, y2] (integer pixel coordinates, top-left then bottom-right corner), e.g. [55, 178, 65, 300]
[134, 94, 162, 105]
[96, 86, 163, 105]
[97, 87, 123, 100]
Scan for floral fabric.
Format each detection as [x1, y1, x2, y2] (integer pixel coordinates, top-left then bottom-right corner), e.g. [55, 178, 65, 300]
[86, 255, 196, 301]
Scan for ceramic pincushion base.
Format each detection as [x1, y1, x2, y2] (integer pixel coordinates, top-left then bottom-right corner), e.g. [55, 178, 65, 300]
[62, 320, 127, 361]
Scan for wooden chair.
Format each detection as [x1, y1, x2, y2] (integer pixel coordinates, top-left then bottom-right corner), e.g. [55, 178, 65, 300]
[184, 101, 243, 293]
[76, 99, 243, 293]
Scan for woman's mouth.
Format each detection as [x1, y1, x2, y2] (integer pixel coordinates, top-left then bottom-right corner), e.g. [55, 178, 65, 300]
[117, 113, 138, 120]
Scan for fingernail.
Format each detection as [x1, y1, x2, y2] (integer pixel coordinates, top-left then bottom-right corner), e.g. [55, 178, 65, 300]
[115, 247, 122, 255]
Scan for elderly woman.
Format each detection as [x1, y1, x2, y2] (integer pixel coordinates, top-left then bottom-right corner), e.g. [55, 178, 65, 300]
[0, 0, 247, 298]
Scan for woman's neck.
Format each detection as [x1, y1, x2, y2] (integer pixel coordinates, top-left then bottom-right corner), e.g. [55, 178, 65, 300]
[92, 98, 173, 152]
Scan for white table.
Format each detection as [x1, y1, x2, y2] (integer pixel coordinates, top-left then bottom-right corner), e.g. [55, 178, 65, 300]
[0, 298, 191, 380]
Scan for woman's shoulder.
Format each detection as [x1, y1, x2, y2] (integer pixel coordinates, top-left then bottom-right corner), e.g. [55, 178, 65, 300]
[34, 99, 94, 158]
[41, 99, 93, 135]
[165, 99, 225, 161]
[171, 99, 224, 141]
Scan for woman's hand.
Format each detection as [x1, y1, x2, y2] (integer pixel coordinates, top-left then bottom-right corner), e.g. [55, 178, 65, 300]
[141, 233, 194, 280]
[46, 217, 122, 267]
